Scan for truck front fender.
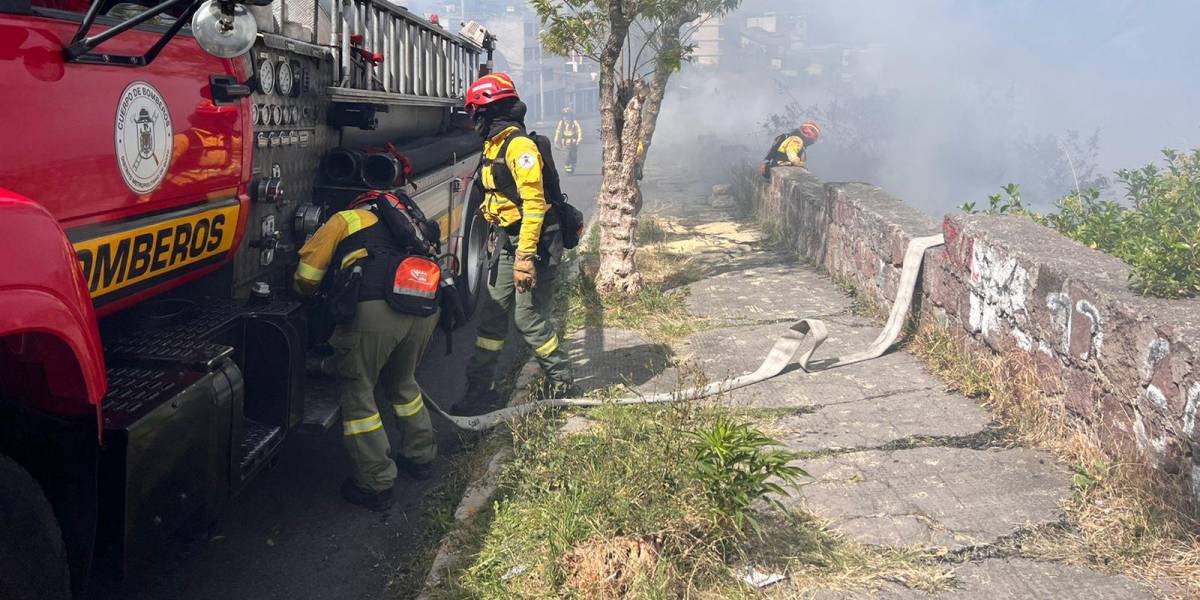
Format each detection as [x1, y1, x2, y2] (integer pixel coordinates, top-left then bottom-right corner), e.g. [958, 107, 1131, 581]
[0, 188, 105, 419]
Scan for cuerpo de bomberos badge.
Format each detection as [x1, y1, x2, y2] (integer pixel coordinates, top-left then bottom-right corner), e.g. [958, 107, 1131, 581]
[115, 81, 173, 194]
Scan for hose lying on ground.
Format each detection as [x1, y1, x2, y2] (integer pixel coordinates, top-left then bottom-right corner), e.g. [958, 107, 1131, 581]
[426, 234, 946, 431]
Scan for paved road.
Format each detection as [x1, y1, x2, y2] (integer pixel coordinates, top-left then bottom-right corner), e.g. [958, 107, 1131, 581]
[84, 129, 603, 600]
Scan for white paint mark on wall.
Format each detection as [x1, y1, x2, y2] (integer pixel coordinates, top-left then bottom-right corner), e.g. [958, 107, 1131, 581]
[1046, 293, 1073, 354]
[1074, 300, 1104, 359]
[1011, 327, 1033, 351]
[967, 242, 1029, 338]
[1141, 338, 1170, 383]
[1146, 385, 1169, 412]
[1184, 382, 1200, 439]
[1191, 464, 1200, 499]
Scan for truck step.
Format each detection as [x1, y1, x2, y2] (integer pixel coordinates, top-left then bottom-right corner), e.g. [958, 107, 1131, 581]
[300, 376, 341, 433]
[237, 418, 284, 479]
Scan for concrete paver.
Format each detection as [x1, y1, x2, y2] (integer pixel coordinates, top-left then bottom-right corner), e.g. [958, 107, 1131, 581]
[767, 386, 991, 453]
[685, 263, 851, 325]
[797, 558, 1155, 599]
[783, 447, 1071, 550]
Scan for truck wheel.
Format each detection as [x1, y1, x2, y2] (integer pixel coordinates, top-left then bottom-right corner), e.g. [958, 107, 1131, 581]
[0, 455, 71, 600]
[458, 200, 489, 319]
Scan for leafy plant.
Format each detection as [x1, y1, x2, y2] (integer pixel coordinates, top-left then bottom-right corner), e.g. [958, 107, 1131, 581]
[964, 149, 1200, 298]
[1072, 459, 1109, 492]
[688, 416, 807, 535]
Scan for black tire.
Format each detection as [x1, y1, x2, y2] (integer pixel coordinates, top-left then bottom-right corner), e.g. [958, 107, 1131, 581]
[458, 200, 489, 320]
[0, 455, 71, 600]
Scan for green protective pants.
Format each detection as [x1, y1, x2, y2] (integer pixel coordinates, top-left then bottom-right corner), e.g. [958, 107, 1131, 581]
[329, 300, 439, 493]
[466, 252, 573, 389]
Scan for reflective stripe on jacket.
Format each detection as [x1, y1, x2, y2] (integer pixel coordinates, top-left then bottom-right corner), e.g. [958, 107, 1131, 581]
[480, 126, 547, 256]
[555, 119, 583, 145]
[293, 209, 380, 295]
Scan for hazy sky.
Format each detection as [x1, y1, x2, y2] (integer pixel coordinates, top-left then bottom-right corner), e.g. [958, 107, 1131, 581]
[408, 0, 1200, 212]
[692, 0, 1200, 211]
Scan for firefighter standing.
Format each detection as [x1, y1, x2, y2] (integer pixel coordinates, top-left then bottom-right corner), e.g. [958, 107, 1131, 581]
[452, 73, 576, 415]
[294, 192, 440, 512]
[763, 121, 821, 176]
[554, 106, 583, 174]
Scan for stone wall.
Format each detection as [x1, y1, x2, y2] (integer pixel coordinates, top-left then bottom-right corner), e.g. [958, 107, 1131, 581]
[759, 167, 1200, 499]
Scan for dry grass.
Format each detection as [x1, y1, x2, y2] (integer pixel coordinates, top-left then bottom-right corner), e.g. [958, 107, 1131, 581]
[567, 218, 710, 343]
[909, 321, 1200, 598]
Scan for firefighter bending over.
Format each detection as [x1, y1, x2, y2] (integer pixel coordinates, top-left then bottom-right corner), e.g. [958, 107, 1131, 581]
[762, 120, 821, 178]
[453, 73, 576, 415]
[554, 106, 583, 174]
[294, 191, 445, 512]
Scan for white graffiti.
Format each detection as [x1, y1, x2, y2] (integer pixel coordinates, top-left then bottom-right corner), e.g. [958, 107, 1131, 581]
[967, 242, 1029, 337]
[1184, 382, 1200, 439]
[1074, 300, 1104, 359]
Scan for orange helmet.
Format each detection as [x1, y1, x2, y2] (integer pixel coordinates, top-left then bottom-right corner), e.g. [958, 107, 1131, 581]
[465, 73, 519, 112]
[799, 121, 821, 142]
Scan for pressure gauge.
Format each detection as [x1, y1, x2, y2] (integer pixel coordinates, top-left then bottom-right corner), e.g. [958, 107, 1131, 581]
[250, 103, 259, 125]
[256, 57, 275, 95]
[271, 105, 284, 126]
[276, 60, 294, 97]
[290, 106, 300, 124]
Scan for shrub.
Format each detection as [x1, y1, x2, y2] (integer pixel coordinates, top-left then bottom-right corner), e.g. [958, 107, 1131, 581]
[962, 149, 1200, 298]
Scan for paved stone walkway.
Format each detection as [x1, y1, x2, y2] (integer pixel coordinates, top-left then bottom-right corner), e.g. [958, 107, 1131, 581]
[560, 198, 1156, 598]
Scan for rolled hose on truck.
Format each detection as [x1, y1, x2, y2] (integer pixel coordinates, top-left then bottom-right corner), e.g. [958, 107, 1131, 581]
[320, 130, 483, 189]
[427, 234, 946, 431]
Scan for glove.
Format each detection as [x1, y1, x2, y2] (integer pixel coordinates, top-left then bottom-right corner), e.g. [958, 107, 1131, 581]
[513, 252, 538, 293]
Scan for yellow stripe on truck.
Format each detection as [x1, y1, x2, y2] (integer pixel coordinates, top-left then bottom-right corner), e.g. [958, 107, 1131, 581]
[73, 202, 240, 299]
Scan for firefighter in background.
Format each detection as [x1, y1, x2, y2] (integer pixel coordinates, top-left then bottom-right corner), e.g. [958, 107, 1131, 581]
[554, 106, 583, 174]
[294, 192, 441, 512]
[762, 121, 821, 177]
[452, 73, 576, 415]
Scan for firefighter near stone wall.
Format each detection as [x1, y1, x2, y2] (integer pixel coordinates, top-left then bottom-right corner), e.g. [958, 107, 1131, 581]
[554, 106, 583, 174]
[762, 120, 821, 178]
[294, 191, 462, 512]
[453, 73, 579, 416]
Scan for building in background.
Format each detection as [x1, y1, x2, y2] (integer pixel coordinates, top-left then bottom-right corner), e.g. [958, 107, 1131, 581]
[686, 3, 864, 91]
[406, 1, 598, 124]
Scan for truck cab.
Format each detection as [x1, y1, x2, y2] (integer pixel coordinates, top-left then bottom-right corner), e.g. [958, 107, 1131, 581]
[0, 0, 488, 595]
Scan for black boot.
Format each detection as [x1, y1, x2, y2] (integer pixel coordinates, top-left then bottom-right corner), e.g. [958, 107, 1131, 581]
[340, 478, 394, 512]
[396, 455, 435, 481]
[450, 381, 502, 416]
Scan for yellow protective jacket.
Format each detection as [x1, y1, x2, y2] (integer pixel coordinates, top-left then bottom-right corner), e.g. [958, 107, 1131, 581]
[293, 208, 380, 296]
[777, 135, 807, 168]
[480, 126, 548, 256]
[554, 119, 583, 146]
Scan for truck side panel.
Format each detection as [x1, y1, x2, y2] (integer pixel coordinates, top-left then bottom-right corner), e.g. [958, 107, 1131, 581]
[0, 12, 252, 315]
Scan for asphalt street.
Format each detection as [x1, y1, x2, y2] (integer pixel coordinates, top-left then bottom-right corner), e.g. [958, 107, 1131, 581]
[83, 126, 602, 600]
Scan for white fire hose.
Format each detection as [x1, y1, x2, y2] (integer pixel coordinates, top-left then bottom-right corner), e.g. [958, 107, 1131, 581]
[428, 234, 946, 432]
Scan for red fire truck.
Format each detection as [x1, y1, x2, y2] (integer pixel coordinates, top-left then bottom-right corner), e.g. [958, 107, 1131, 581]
[0, 0, 490, 596]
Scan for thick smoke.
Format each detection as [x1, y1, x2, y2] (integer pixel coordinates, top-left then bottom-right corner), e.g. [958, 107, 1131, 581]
[651, 0, 1200, 213]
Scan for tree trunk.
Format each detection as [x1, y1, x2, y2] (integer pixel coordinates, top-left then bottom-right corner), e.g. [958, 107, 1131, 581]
[596, 83, 646, 296]
[593, 3, 643, 296]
